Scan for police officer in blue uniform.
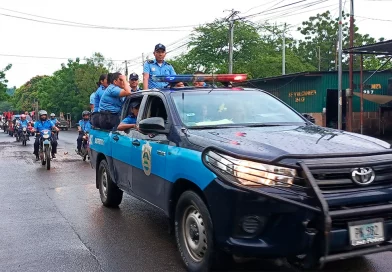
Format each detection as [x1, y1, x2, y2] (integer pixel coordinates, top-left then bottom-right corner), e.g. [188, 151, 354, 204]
[76, 111, 92, 154]
[129, 73, 141, 92]
[143, 43, 176, 90]
[92, 74, 108, 127]
[97, 72, 131, 130]
[117, 101, 140, 131]
[33, 110, 59, 160]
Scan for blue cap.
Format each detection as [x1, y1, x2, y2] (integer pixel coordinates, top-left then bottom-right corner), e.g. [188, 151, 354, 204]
[154, 43, 166, 51]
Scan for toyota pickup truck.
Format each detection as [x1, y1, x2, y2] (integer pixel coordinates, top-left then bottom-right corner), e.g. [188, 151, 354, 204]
[89, 74, 392, 272]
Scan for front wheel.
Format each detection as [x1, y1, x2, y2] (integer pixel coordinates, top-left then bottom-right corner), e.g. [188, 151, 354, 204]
[175, 191, 231, 272]
[98, 160, 123, 207]
[45, 147, 51, 170]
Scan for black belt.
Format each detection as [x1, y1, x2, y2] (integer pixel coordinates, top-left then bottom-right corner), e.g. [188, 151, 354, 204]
[99, 111, 119, 116]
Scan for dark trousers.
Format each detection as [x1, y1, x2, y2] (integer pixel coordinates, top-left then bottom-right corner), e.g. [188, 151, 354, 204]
[34, 136, 58, 155]
[96, 112, 120, 130]
[91, 112, 99, 127]
[77, 133, 83, 151]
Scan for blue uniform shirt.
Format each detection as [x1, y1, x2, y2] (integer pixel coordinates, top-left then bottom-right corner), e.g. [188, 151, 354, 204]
[19, 120, 29, 127]
[90, 92, 95, 105]
[121, 115, 137, 125]
[34, 120, 54, 133]
[98, 84, 124, 114]
[78, 119, 91, 133]
[93, 85, 106, 113]
[50, 118, 58, 126]
[143, 59, 176, 89]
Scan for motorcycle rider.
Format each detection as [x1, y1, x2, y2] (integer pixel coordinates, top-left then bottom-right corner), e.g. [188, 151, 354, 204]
[76, 111, 92, 154]
[18, 114, 30, 139]
[33, 110, 59, 161]
[50, 113, 60, 139]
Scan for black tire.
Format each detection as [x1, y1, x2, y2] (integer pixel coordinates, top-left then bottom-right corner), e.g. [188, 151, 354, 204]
[175, 191, 231, 272]
[98, 160, 123, 207]
[45, 148, 51, 170]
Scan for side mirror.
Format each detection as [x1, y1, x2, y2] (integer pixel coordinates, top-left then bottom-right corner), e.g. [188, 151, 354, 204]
[302, 113, 315, 124]
[138, 117, 166, 134]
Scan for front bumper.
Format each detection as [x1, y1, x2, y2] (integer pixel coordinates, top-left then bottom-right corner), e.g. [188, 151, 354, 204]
[205, 178, 392, 255]
[201, 146, 392, 268]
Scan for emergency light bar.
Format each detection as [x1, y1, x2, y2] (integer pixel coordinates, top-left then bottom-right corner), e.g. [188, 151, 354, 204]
[151, 74, 247, 83]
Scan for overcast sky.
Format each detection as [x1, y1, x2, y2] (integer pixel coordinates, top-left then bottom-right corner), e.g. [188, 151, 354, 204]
[0, 0, 390, 88]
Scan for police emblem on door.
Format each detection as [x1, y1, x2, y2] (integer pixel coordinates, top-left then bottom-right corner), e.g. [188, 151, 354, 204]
[142, 142, 152, 176]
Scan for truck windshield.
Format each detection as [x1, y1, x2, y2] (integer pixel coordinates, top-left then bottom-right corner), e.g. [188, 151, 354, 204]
[171, 90, 305, 128]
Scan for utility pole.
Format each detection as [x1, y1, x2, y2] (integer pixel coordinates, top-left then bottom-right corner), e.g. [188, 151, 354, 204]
[142, 53, 145, 67]
[282, 23, 286, 75]
[227, 9, 239, 74]
[124, 60, 128, 77]
[318, 46, 321, 71]
[338, 0, 343, 130]
[348, 0, 354, 132]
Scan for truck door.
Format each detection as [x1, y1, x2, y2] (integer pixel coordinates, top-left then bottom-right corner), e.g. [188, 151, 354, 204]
[130, 94, 170, 208]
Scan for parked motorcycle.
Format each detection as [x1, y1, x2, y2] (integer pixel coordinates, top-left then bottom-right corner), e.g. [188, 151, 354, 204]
[39, 129, 52, 170]
[20, 126, 29, 146]
[78, 132, 90, 161]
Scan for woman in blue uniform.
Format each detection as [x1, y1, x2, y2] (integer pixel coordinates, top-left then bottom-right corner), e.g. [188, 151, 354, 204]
[97, 72, 131, 130]
[91, 74, 108, 127]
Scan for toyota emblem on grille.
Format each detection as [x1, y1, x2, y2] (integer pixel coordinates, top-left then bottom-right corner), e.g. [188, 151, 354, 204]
[351, 167, 375, 186]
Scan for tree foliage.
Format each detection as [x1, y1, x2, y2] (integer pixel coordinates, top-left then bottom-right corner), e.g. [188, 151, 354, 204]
[294, 11, 386, 71]
[0, 64, 12, 102]
[12, 53, 110, 121]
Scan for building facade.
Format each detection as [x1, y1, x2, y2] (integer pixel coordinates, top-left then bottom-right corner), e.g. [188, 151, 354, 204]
[244, 70, 392, 136]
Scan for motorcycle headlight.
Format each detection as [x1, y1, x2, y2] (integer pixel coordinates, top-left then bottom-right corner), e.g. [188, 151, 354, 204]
[43, 134, 49, 139]
[23, 127, 26, 131]
[205, 151, 297, 187]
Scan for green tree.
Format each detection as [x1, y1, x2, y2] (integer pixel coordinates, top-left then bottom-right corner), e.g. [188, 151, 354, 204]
[295, 11, 385, 71]
[13, 53, 109, 121]
[0, 64, 12, 102]
[168, 20, 314, 79]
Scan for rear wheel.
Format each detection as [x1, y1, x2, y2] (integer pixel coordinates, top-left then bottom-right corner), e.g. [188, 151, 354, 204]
[175, 191, 232, 272]
[98, 160, 123, 207]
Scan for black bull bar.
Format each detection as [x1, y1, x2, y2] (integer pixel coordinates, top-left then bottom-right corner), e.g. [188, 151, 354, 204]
[201, 146, 392, 269]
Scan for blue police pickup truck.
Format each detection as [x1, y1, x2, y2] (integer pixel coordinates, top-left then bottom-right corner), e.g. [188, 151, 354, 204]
[89, 74, 392, 271]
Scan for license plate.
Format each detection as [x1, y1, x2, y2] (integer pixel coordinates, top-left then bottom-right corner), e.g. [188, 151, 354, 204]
[348, 219, 385, 247]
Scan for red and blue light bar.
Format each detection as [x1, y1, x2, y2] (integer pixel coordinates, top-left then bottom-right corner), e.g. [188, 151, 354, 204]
[151, 74, 247, 83]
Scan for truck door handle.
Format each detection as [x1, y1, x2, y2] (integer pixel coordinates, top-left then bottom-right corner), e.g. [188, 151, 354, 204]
[113, 135, 119, 141]
[132, 140, 140, 146]
[157, 150, 166, 156]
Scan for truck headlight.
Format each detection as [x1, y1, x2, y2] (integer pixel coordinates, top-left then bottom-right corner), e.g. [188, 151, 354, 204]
[206, 151, 297, 187]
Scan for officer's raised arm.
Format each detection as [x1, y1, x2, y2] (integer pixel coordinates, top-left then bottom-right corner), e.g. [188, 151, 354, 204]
[118, 75, 131, 97]
[143, 62, 150, 90]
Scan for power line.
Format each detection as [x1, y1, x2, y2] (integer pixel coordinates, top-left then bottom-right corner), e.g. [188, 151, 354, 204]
[238, 0, 311, 20]
[0, 53, 125, 62]
[356, 15, 392, 22]
[0, 12, 196, 31]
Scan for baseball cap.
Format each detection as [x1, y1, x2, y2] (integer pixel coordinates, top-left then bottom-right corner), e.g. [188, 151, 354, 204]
[130, 100, 141, 108]
[154, 43, 166, 51]
[129, 73, 139, 80]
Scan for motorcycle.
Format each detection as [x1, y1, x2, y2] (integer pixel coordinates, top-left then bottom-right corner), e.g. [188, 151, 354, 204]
[2, 120, 8, 133]
[78, 132, 90, 161]
[28, 123, 35, 136]
[20, 126, 29, 146]
[14, 123, 21, 142]
[39, 129, 52, 170]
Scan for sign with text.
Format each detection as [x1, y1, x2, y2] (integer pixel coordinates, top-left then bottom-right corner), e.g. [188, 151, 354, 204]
[288, 90, 317, 103]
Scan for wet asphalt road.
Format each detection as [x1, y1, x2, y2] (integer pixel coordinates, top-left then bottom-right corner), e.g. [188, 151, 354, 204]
[1, 129, 392, 272]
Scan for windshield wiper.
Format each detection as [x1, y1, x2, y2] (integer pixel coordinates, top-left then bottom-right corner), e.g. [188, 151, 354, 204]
[245, 123, 305, 127]
[189, 125, 245, 129]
